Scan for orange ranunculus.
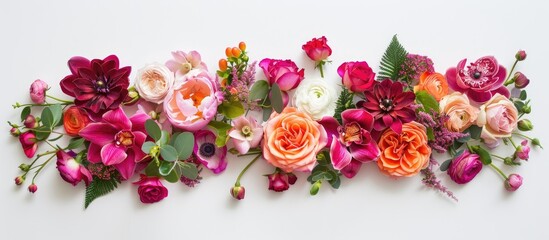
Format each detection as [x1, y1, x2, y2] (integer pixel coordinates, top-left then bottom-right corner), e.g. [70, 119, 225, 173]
[262, 107, 328, 172]
[414, 72, 449, 101]
[63, 106, 91, 136]
[377, 122, 431, 177]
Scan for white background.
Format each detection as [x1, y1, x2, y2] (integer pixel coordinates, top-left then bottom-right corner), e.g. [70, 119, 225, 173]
[1, 0, 548, 239]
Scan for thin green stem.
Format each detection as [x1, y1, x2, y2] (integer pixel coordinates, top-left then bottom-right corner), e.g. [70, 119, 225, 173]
[491, 154, 507, 161]
[46, 95, 74, 104]
[512, 132, 533, 140]
[235, 154, 262, 186]
[37, 150, 57, 158]
[237, 151, 262, 157]
[508, 137, 518, 148]
[13, 102, 72, 108]
[489, 163, 508, 180]
[504, 60, 518, 86]
[31, 154, 56, 183]
[25, 127, 66, 136]
[318, 62, 325, 78]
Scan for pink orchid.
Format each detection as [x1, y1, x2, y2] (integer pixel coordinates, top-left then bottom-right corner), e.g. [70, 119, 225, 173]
[56, 150, 92, 186]
[319, 109, 380, 178]
[79, 108, 150, 180]
[165, 51, 208, 79]
[228, 116, 263, 154]
[194, 130, 227, 174]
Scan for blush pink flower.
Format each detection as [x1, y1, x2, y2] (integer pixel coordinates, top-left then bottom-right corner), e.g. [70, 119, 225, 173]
[133, 174, 168, 204]
[445, 56, 509, 103]
[29, 79, 48, 104]
[505, 174, 523, 191]
[79, 108, 149, 180]
[165, 51, 207, 79]
[19, 132, 38, 158]
[194, 130, 227, 174]
[477, 94, 518, 147]
[228, 116, 263, 154]
[337, 61, 376, 92]
[56, 150, 92, 186]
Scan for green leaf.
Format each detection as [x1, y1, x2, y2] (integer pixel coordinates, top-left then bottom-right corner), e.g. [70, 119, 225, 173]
[327, 171, 341, 189]
[465, 125, 482, 140]
[145, 160, 160, 177]
[41, 107, 54, 129]
[49, 104, 63, 127]
[159, 161, 176, 176]
[169, 132, 180, 146]
[34, 125, 51, 141]
[333, 88, 354, 124]
[415, 90, 439, 113]
[157, 130, 170, 146]
[66, 138, 85, 150]
[219, 100, 245, 119]
[84, 176, 120, 209]
[472, 146, 492, 165]
[20, 106, 31, 122]
[160, 145, 178, 162]
[141, 141, 156, 154]
[440, 159, 453, 171]
[179, 162, 198, 180]
[145, 119, 161, 141]
[519, 90, 527, 101]
[426, 127, 435, 141]
[208, 121, 233, 147]
[249, 80, 270, 101]
[164, 169, 180, 183]
[270, 83, 284, 113]
[262, 107, 273, 122]
[377, 35, 408, 81]
[174, 132, 194, 160]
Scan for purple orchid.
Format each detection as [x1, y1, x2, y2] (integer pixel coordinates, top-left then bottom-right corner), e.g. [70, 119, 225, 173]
[193, 130, 227, 174]
[79, 108, 149, 180]
[319, 109, 380, 178]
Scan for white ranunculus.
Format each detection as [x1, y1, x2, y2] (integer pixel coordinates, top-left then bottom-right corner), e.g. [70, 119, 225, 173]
[292, 79, 337, 120]
[135, 63, 174, 104]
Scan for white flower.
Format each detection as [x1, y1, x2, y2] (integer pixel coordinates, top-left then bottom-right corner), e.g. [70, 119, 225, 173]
[134, 63, 174, 104]
[292, 79, 337, 120]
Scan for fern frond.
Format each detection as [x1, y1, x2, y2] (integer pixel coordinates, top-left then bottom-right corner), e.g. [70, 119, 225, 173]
[84, 177, 121, 209]
[377, 35, 408, 81]
[333, 88, 354, 124]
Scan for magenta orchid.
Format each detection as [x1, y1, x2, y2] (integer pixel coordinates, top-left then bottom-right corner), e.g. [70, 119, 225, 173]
[165, 50, 208, 79]
[319, 109, 380, 178]
[79, 108, 149, 180]
[56, 150, 92, 186]
[228, 116, 263, 154]
[194, 130, 227, 174]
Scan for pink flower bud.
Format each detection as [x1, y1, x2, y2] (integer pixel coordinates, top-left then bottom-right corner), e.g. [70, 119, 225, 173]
[29, 79, 48, 104]
[513, 72, 529, 89]
[28, 183, 38, 193]
[10, 127, 21, 137]
[24, 115, 37, 128]
[515, 140, 530, 160]
[287, 173, 297, 185]
[447, 150, 483, 184]
[230, 186, 245, 200]
[515, 50, 527, 61]
[505, 174, 523, 191]
[267, 172, 290, 192]
[14, 176, 25, 185]
[19, 132, 38, 158]
[132, 174, 168, 204]
[302, 36, 332, 62]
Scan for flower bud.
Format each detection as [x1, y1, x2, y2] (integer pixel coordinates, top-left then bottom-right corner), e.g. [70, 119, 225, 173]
[504, 174, 523, 191]
[19, 163, 30, 172]
[515, 140, 530, 160]
[29, 79, 48, 104]
[515, 50, 527, 61]
[521, 105, 531, 114]
[10, 127, 21, 137]
[267, 172, 290, 192]
[517, 119, 533, 131]
[513, 72, 529, 89]
[532, 138, 542, 148]
[14, 176, 25, 185]
[310, 180, 321, 195]
[287, 173, 297, 185]
[24, 115, 37, 128]
[230, 186, 245, 200]
[28, 183, 38, 193]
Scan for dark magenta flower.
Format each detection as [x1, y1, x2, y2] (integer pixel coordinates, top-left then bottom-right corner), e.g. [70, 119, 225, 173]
[266, 171, 297, 192]
[356, 79, 416, 134]
[447, 150, 483, 184]
[60, 55, 131, 120]
[56, 150, 92, 186]
[133, 174, 168, 204]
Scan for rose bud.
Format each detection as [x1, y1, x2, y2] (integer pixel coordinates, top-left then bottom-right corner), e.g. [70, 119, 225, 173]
[513, 72, 529, 89]
[515, 50, 527, 61]
[14, 176, 25, 185]
[287, 173, 297, 185]
[447, 150, 483, 184]
[505, 174, 523, 191]
[10, 127, 21, 137]
[515, 140, 530, 160]
[230, 185, 245, 200]
[24, 115, 37, 128]
[517, 119, 533, 131]
[28, 183, 38, 193]
[19, 132, 38, 158]
[532, 138, 542, 148]
[267, 172, 290, 192]
[56, 150, 93, 186]
[310, 180, 321, 195]
[521, 105, 531, 114]
[29, 79, 48, 104]
[302, 36, 332, 62]
[133, 174, 169, 204]
[19, 163, 30, 172]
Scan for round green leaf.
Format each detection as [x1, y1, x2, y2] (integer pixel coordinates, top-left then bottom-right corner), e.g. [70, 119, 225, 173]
[174, 132, 194, 160]
[160, 145, 178, 162]
[20, 106, 31, 122]
[249, 80, 270, 101]
[179, 162, 198, 180]
[159, 161, 176, 176]
[270, 83, 284, 113]
[145, 119, 161, 141]
[141, 141, 156, 154]
[41, 107, 54, 129]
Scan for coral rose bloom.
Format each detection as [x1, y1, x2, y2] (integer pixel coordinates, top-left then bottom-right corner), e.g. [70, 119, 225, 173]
[413, 72, 449, 101]
[439, 92, 479, 132]
[377, 122, 431, 177]
[263, 107, 328, 172]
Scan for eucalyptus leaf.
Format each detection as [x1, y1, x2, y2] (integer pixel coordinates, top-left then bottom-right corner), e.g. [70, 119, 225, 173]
[466, 125, 482, 140]
[164, 169, 181, 183]
[145, 119, 161, 141]
[174, 132, 194, 160]
[262, 107, 273, 122]
[157, 130, 170, 146]
[160, 145, 178, 162]
[141, 141, 156, 154]
[159, 161, 176, 176]
[20, 106, 31, 122]
[145, 160, 160, 177]
[179, 162, 199, 180]
[270, 83, 284, 113]
[249, 80, 270, 101]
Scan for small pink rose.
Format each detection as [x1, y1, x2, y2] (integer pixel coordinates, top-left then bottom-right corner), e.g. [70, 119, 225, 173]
[259, 58, 304, 92]
[337, 62, 376, 92]
[133, 174, 168, 204]
[29, 79, 48, 104]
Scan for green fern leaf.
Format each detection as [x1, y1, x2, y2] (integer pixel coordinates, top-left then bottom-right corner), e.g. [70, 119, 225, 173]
[377, 35, 408, 81]
[84, 177, 121, 209]
[333, 88, 354, 124]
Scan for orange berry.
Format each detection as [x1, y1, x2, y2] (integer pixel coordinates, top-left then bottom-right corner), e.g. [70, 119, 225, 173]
[225, 47, 233, 58]
[239, 42, 247, 51]
[221, 78, 228, 87]
[231, 47, 241, 57]
[218, 59, 228, 71]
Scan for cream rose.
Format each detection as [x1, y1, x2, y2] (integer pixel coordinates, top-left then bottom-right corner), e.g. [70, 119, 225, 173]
[135, 63, 174, 104]
[477, 93, 518, 147]
[439, 92, 479, 132]
[292, 79, 337, 120]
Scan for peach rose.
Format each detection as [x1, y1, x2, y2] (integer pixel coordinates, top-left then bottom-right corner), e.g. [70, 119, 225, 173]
[414, 72, 449, 101]
[134, 63, 174, 104]
[439, 92, 479, 132]
[377, 122, 431, 177]
[262, 107, 328, 172]
[477, 93, 518, 147]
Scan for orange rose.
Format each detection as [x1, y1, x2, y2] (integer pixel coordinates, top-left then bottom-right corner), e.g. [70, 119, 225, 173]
[439, 92, 479, 132]
[63, 106, 91, 136]
[414, 72, 449, 101]
[262, 107, 328, 172]
[377, 122, 431, 177]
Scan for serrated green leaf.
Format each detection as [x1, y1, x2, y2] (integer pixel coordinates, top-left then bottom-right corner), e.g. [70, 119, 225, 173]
[270, 83, 284, 113]
[440, 159, 453, 171]
[84, 176, 120, 209]
[41, 107, 54, 129]
[174, 132, 194, 160]
[249, 80, 270, 101]
[208, 121, 232, 147]
[159, 161, 176, 176]
[67, 137, 85, 149]
[160, 145, 178, 162]
[20, 106, 31, 122]
[415, 90, 438, 113]
[145, 119, 161, 141]
[141, 141, 156, 154]
[377, 35, 408, 81]
[179, 162, 198, 180]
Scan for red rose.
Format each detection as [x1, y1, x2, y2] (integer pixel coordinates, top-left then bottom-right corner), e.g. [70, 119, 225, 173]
[337, 61, 376, 92]
[133, 174, 168, 204]
[302, 36, 332, 62]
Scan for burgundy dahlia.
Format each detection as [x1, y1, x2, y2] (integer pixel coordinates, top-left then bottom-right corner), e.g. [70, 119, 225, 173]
[357, 79, 416, 134]
[60, 55, 131, 120]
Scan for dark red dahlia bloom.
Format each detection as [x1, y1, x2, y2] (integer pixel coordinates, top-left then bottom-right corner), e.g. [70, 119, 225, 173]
[357, 79, 416, 134]
[60, 55, 131, 120]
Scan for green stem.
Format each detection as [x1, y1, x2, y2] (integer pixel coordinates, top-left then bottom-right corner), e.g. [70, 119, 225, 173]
[512, 132, 533, 140]
[318, 62, 325, 78]
[235, 154, 262, 186]
[489, 163, 508, 180]
[508, 138, 518, 148]
[31, 154, 56, 183]
[25, 128, 66, 136]
[491, 154, 507, 161]
[13, 102, 72, 108]
[465, 142, 474, 152]
[37, 150, 57, 158]
[504, 60, 518, 86]
[46, 95, 74, 104]
[237, 151, 262, 157]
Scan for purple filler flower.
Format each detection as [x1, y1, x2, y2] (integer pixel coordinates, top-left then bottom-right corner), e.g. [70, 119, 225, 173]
[447, 150, 483, 184]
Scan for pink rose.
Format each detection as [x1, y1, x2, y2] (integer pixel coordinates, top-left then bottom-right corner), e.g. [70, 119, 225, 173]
[56, 150, 92, 186]
[337, 62, 376, 92]
[29, 79, 48, 104]
[302, 36, 332, 62]
[259, 58, 304, 92]
[477, 94, 518, 147]
[505, 174, 523, 191]
[133, 174, 168, 204]
[447, 150, 483, 184]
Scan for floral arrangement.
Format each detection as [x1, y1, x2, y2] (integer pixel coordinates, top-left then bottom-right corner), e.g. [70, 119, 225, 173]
[9, 35, 540, 208]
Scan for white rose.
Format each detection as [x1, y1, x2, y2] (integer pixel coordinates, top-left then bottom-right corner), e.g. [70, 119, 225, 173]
[135, 63, 174, 104]
[292, 79, 337, 120]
